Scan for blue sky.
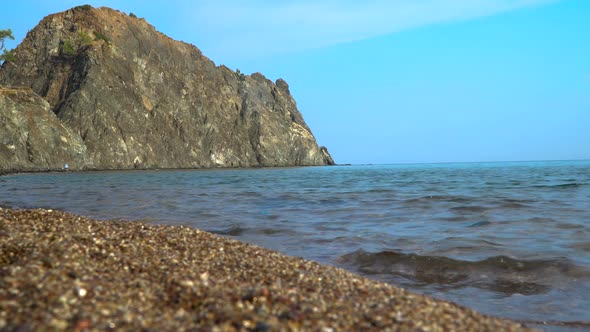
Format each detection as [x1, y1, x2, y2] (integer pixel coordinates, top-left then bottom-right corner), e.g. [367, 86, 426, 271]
[2, 0, 589, 164]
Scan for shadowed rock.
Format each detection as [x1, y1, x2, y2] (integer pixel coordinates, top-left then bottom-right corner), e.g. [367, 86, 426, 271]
[0, 86, 89, 171]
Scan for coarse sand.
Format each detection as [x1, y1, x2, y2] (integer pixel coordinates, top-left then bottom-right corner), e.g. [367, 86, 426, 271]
[0, 208, 534, 331]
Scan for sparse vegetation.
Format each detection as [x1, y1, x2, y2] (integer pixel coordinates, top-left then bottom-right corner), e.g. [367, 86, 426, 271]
[129, 12, 137, 18]
[60, 29, 108, 57]
[78, 31, 92, 46]
[0, 28, 15, 64]
[0, 29, 14, 50]
[73, 4, 92, 11]
[236, 68, 246, 81]
[62, 40, 76, 56]
[1, 49, 15, 63]
[93, 30, 110, 43]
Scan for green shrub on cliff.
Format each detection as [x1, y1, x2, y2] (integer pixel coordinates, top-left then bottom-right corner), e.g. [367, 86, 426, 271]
[1, 49, 15, 63]
[78, 31, 93, 46]
[74, 4, 92, 11]
[0, 29, 15, 63]
[62, 40, 76, 56]
[60, 30, 107, 57]
[93, 30, 111, 43]
[129, 12, 137, 18]
[0, 29, 13, 48]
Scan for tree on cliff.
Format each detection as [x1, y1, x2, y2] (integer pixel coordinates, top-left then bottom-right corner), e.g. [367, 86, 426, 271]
[0, 29, 15, 63]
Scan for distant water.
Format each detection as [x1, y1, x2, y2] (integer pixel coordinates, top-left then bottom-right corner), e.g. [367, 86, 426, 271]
[2, 160, 589, 331]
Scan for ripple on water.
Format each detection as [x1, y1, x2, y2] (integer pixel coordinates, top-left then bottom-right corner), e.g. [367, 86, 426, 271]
[335, 249, 590, 296]
[365, 188, 397, 194]
[255, 228, 298, 236]
[555, 223, 586, 230]
[467, 220, 493, 228]
[403, 195, 474, 204]
[497, 202, 530, 209]
[524, 217, 556, 224]
[449, 205, 489, 214]
[568, 242, 590, 253]
[532, 183, 587, 189]
[2, 162, 590, 329]
[208, 225, 247, 236]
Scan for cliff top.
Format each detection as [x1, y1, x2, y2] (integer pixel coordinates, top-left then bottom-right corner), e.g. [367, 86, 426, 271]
[5, 4, 287, 88]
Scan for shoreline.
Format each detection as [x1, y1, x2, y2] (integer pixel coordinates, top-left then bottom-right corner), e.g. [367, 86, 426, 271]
[0, 207, 531, 331]
[0, 164, 342, 178]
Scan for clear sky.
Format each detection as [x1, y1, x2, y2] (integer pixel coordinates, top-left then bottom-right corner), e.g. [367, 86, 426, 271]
[2, 1, 589, 164]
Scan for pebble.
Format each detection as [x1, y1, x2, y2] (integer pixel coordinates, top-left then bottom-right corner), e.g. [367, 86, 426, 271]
[0, 208, 533, 331]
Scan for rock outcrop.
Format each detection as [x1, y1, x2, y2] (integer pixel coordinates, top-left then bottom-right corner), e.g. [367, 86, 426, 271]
[0, 5, 334, 171]
[0, 87, 89, 171]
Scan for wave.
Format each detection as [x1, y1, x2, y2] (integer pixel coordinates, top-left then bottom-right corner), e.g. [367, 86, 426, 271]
[365, 188, 397, 194]
[551, 183, 585, 188]
[403, 195, 474, 204]
[532, 183, 587, 189]
[208, 225, 247, 236]
[335, 249, 590, 295]
[569, 242, 590, 252]
[496, 199, 531, 209]
[208, 225, 296, 236]
[449, 205, 488, 213]
[255, 228, 297, 236]
[499, 203, 528, 209]
[467, 220, 492, 228]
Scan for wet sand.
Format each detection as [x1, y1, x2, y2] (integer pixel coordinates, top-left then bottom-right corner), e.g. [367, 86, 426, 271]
[0, 208, 533, 331]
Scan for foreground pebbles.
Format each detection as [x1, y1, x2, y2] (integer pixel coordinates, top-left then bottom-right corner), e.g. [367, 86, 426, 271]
[0, 208, 532, 331]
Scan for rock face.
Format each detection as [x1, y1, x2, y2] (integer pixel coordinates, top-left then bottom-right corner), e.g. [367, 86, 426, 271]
[0, 5, 334, 171]
[0, 87, 89, 171]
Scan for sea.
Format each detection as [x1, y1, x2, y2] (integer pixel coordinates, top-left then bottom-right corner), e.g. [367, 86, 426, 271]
[1, 160, 589, 331]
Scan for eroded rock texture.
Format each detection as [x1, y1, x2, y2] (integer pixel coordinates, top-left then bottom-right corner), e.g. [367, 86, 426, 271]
[0, 87, 89, 171]
[0, 6, 333, 170]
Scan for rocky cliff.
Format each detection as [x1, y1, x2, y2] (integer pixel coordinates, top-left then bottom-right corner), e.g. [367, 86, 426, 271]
[0, 5, 333, 171]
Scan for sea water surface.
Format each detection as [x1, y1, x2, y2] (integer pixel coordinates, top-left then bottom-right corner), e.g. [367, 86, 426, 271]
[1, 160, 589, 331]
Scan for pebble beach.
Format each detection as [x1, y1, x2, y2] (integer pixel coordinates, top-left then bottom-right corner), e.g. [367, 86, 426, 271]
[0, 207, 532, 331]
